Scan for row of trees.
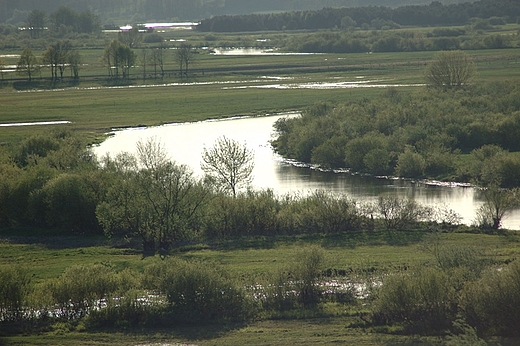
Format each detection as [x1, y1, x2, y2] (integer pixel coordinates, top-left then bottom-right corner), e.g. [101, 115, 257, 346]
[25, 7, 100, 38]
[198, 0, 520, 32]
[284, 25, 518, 54]
[101, 39, 197, 80]
[13, 38, 197, 82]
[16, 42, 81, 81]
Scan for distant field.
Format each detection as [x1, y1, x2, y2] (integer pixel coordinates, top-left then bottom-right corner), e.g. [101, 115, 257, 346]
[1, 45, 519, 144]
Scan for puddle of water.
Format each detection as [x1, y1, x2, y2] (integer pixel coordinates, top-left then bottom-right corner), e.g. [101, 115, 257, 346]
[0, 121, 71, 127]
[211, 47, 320, 56]
[223, 81, 424, 90]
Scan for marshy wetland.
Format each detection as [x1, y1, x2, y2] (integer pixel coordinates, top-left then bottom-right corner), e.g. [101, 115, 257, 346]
[1, 12, 520, 346]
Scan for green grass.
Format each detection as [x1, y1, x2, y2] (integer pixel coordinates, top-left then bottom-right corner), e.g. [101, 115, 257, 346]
[1, 228, 520, 345]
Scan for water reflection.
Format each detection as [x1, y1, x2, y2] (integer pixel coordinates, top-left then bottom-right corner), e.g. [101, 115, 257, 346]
[93, 114, 520, 230]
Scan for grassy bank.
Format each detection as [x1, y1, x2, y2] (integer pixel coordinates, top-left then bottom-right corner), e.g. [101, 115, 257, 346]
[1, 227, 520, 345]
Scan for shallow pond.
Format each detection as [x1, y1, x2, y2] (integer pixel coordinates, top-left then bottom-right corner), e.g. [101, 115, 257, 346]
[92, 114, 520, 230]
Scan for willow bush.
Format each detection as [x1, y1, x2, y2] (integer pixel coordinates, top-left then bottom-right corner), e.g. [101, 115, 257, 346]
[143, 257, 254, 323]
[461, 261, 520, 336]
[0, 265, 31, 322]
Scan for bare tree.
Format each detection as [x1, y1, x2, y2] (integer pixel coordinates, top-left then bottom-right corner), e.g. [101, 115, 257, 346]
[0, 58, 6, 81]
[201, 136, 254, 197]
[118, 25, 142, 48]
[68, 50, 81, 79]
[175, 43, 196, 78]
[140, 48, 148, 81]
[425, 50, 475, 89]
[42, 40, 72, 81]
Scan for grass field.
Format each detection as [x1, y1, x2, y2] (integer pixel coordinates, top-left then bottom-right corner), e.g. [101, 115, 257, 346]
[1, 47, 519, 144]
[1, 27, 520, 345]
[1, 228, 520, 345]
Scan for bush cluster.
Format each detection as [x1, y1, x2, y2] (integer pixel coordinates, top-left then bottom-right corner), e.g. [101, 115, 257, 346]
[372, 246, 520, 336]
[273, 81, 520, 186]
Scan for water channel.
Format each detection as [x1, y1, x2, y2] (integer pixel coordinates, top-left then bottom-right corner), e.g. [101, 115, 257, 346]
[92, 113, 520, 230]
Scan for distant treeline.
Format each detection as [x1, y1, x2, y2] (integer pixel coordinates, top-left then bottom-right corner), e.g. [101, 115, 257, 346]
[0, 0, 470, 25]
[198, 0, 520, 32]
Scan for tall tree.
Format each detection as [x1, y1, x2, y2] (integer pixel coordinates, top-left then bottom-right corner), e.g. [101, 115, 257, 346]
[50, 6, 78, 34]
[16, 48, 39, 82]
[42, 40, 72, 81]
[201, 136, 255, 197]
[96, 138, 209, 254]
[68, 50, 81, 79]
[103, 39, 136, 79]
[174, 43, 196, 79]
[27, 9, 46, 39]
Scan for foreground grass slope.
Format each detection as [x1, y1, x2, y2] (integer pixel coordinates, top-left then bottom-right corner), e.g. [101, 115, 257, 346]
[1, 227, 520, 345]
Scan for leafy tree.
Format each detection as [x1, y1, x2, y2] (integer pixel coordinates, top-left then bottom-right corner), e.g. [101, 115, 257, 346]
[97, 138, 208, 253]
[201, 136, 254, 197]
[16, 47, 39, 81]
[394, 147, 426, 178]
[103, 39, 136, 79]
[424, 50, 475, 89]
[474, 185, 519, 229]
[27, 9, 46, 39]
[50, 6, 78, 34]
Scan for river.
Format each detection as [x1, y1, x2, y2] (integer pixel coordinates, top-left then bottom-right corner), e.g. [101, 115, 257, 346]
[92, 113, 520, 230]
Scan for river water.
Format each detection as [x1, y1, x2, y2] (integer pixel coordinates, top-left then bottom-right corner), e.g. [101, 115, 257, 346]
[92, 113, 520, 230]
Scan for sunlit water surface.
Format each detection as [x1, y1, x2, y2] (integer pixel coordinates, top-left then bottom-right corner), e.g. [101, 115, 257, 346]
[92, 114, 520, 230]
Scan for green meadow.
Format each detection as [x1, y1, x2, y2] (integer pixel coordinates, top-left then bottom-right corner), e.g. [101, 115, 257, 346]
[1, 25, 520, 345]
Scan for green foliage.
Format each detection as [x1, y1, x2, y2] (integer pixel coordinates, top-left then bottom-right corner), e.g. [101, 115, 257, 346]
[277, 191, 361, 235]
[394, 147, 426, 178]
[273, 82, 520, 183]
[462, 261, 520, 336]
[205, 189, 280, 238]
[32, 174, 100, 233]
[97, 139, 208, 253]
[473, 185, 520, 229]
[143, 258, 253, 323]
[374, 196, 430, 230]
[0, 265, 31, 322]
[372, 267, 457, 333]
[43, 263, 121, 319]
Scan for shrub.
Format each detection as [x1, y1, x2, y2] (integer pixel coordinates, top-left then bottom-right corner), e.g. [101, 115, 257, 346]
[372, 267, 457, 333]
[278, 191, 361, 234]
[394, 147, 426, 178]
[44, 264, 120, 319]
[462, 261, 520, 336]
[144, 258, 253, 323]
[0, 265, 31, 321]
[374, 196, 430, 230]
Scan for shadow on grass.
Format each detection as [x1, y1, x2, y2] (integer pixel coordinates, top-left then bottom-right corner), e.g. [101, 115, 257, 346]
[202, 229, 429, 253]
[0, 227, 108, 249]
